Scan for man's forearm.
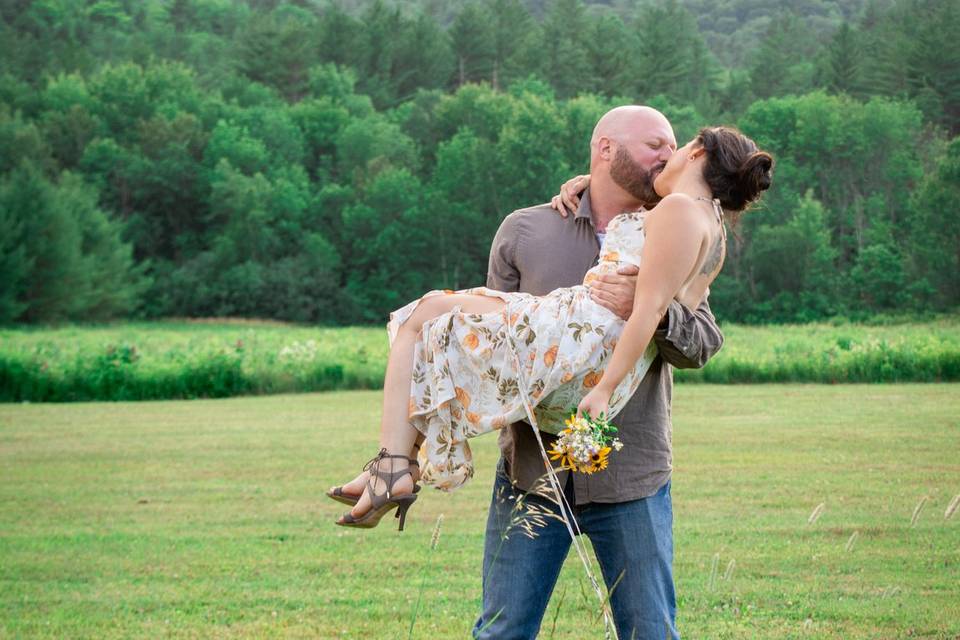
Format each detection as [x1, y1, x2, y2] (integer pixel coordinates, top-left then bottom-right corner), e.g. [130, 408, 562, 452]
[653, 298, 724, 369]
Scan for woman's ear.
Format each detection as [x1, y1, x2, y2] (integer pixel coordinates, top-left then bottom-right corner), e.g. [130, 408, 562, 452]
[689, 146, 707, 161]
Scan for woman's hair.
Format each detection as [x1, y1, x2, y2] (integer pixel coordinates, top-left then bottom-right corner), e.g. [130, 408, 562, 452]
[697, 126, 774, 216]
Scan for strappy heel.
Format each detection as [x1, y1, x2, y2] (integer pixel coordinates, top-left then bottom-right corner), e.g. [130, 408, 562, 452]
[326, 444, 422, 506]
[335, 449, 418, 531]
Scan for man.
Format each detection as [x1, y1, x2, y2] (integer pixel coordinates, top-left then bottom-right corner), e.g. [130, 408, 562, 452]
[473, 106, 724, 640]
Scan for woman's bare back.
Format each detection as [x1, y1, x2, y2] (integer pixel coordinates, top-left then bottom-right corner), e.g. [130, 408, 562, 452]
[672, 196, 726, 311]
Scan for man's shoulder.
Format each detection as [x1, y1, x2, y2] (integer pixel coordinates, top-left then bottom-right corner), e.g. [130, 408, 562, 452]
[501, 202, 572, 231]
[509, 202, 555, 217]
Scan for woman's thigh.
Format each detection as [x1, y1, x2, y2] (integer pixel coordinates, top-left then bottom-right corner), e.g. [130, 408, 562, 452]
[406, 293, 506, 330]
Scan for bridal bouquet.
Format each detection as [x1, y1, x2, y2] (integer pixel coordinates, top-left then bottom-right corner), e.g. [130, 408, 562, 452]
[548, 413, 624, 474]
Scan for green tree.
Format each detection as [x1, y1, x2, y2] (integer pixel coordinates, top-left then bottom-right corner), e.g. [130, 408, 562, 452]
[850, 220, 906, 311]
[822, 22, 863, 96]
[745, 192, 840, 320]
[316, 3, 363, 69]
[431, 126, 502, 234]
[0, 192, 31, 323]
[493, 87, 569, 211]
[341, 167, 423, 320]
[537, 0, 591, 99]
[583, 14, 633, 97]
[0, 105, 52, 174]
[356, 2, 452, 107]
[483, 0, 533, 90]
[236, 7, 317, 101]
[906, 137, 960, 306]
[450, 3, 495, 87]
[0, 162, 146, 321]
[38, 72, 103, 169]
[334, 114, 419, 184]
[749, 13, 815, 99]
[631, 0, 719, 109]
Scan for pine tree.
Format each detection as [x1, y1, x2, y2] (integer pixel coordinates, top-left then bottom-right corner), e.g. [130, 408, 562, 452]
[537, 0, 591, 99]
[483, 0, 532, 90]
[825, 22, 862, 96]
[750, 13, 811, 99]
[237, 9, 317, 101]
[0, 189, 30, 322]
[631, 0, 716, 105]
[584, 14, 634, 96]
[317, 3, 364, 70]
[450, 3, 495, 87]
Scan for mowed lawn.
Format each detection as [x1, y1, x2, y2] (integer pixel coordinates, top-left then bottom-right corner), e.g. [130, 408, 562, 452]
[1, 385, 958, 639]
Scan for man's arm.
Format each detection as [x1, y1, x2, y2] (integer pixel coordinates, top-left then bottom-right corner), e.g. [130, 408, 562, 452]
[589, 266, 723, 370]
[653, 295, 723, 370]
[486, 213, 522, 293]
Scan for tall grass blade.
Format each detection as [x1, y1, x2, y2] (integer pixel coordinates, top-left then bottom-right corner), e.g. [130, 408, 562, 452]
[944, 494, 960, 520]
[407, 514, 443, 640]
[708, 553, 719, 591]
[845, 531, 859, 552]
[910, 496, 928, 527]
[807, 502, 825, 525]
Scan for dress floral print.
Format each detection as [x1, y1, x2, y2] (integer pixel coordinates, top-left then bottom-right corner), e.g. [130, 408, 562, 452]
[387, 211, 658, 491]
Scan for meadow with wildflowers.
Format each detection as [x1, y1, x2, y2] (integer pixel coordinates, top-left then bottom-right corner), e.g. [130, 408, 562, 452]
[1, 317, 959, 402]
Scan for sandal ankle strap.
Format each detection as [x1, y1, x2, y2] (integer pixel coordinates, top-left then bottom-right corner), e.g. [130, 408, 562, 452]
[365, 449, 414, 504]
[362, 448, 410, 472]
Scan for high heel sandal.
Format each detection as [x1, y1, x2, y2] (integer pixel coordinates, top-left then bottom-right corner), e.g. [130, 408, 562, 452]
[335, 449, 418, 531]
[326, 444, 422, 506]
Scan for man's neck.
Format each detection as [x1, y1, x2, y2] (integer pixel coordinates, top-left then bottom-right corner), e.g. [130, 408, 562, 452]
[587, 175, 651, 232]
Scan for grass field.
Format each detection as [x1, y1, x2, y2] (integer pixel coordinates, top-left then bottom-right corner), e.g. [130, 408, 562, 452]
[2, 317, 959, 402]
[1, 385, 959, 639]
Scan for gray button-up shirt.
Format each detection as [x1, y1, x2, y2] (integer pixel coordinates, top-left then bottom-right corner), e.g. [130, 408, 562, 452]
[486, 190, 724, 505]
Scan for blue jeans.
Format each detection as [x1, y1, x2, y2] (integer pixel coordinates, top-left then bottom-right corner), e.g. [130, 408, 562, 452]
[473, 459, 678, 640]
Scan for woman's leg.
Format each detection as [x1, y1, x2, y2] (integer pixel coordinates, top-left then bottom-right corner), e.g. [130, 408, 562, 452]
[334, 437, 424, 499]
[339, 294, 505, 520]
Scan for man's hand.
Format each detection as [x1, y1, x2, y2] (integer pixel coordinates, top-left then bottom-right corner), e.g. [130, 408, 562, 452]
[550, 174, 591, 217]
[589, 264, 638, 321]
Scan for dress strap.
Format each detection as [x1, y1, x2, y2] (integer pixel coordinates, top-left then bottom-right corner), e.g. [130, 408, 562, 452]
[695, 195, 724, 224]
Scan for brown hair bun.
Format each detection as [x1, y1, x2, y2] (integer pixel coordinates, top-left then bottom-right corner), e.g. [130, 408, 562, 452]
[698, 127, 774, 213]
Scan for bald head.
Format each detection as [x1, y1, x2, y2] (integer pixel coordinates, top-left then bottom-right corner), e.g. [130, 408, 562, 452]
[591, 105, 674, 151]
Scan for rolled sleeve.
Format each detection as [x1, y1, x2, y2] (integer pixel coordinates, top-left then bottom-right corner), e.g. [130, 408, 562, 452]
[653, 296, 724, 369]
[486, 213, 522, 292]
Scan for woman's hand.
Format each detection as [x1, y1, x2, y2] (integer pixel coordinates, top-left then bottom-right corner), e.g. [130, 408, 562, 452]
[550, 174, 591, 217]
[577, 386, 611, 421]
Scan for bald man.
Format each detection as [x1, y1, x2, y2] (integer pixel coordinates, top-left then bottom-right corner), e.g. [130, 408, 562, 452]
[473, 106, 724, 640]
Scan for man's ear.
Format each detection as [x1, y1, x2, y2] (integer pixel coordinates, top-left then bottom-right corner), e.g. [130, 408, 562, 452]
[596, 136, 614, 161]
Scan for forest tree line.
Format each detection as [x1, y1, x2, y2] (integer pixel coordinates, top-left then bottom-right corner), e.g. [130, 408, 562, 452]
[1, 0, 958, 325]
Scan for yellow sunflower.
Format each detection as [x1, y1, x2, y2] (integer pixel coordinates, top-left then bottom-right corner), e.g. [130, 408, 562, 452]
[587, 447, 612, 474]
[548, 431, 575, 471]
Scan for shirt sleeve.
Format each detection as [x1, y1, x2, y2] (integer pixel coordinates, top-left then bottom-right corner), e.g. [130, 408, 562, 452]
[486, 212, 522, 293]
[652, 295, 724, 370]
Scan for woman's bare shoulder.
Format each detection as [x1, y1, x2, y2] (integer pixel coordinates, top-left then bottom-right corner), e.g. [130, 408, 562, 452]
[644, 193, 710, 234]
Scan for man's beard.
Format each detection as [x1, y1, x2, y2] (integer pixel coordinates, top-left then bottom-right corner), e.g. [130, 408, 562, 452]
[610, 146, 663, 205]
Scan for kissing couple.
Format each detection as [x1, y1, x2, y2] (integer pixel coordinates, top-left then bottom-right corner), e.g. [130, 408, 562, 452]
[328, 106, 773, 639]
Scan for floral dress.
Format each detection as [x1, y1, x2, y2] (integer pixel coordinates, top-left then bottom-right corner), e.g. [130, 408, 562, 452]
[387, 211, 658, 491]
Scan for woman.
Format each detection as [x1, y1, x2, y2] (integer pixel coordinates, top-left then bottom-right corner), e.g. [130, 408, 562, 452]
[327, 126, 773, 530]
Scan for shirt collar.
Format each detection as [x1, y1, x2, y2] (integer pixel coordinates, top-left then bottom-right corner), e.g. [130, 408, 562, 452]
[574, 187, 595, 226]
[575, 188, 649, 228]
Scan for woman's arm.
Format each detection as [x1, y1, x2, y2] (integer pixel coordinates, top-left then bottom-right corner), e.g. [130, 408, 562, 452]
[586, 266, 724, 367]
[578, 194, 707, 418]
